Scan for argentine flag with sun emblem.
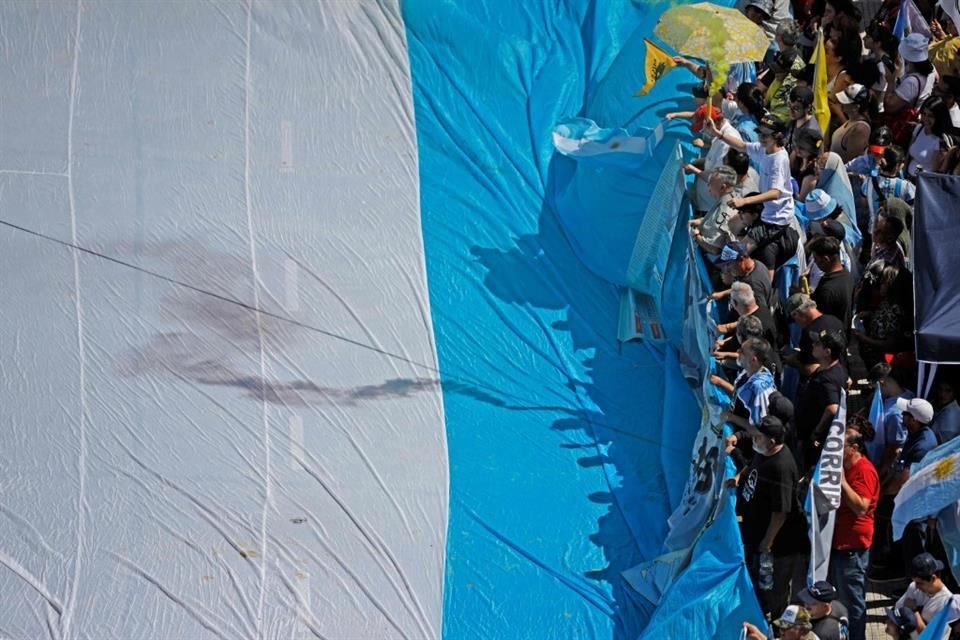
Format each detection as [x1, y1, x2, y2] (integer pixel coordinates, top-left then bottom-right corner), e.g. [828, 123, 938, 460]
[0, 0, 766, 638]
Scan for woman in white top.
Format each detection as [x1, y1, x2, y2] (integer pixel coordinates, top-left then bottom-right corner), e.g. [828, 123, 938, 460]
[706, 113, 795, 227]
[907, 96, 951, 176]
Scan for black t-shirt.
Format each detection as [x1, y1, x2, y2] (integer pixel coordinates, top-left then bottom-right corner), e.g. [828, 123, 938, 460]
[738, 446, 803, 556]
[796, 361, 848, 442]
[798, 314, 846, 366]
[813, 269, 855, 329]
[727, 305, 780, 351]
[811, 600, 849, 640]
[737, 263, 775, 312]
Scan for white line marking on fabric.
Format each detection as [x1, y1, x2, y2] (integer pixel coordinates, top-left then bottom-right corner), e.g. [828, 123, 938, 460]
[0, 169, 68, 177]
[280, 120, 294, 172]
[289, 415, 305, 471]
[242, 1, 272, 635]
[62, 2, 87, 638]
[284, 257, 299, 312]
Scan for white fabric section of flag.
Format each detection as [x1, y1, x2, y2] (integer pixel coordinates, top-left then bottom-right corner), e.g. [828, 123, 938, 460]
[0, 2, 447, 638]
[553, 117, 671, 166]
[939, 0, 960, 31]
[807, 391, 847, 584]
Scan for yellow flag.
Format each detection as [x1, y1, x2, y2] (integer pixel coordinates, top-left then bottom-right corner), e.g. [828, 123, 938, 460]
[811, 30, 830, 136]
[635, 39, 677, 97]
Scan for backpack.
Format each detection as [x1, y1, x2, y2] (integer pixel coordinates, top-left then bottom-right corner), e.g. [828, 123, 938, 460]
[887, 75, 923, 147]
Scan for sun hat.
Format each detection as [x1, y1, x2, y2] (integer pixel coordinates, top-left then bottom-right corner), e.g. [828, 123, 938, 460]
[899, 33, 930, 63]
[804, 189, 838, 220]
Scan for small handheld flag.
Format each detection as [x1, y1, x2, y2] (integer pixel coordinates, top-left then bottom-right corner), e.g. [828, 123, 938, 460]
[636, 39, 678, 97]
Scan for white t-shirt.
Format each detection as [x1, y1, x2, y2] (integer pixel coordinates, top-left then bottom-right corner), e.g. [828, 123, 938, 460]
[896, 71, 938, 106]
[950, 103, 960, 128]
[908, 125, 942, 176]
[734, 166, 761, 197]
[745, 142, 795, 226]
[695, 121, 741, 211]
[897, 582, 953, 626]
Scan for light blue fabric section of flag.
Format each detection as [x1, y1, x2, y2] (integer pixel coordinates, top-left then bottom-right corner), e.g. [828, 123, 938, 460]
[818, 167, 863, 252]
[867, 384, 888, 464]
[918, 597, 953, 639]
[402, 0, 767, 636]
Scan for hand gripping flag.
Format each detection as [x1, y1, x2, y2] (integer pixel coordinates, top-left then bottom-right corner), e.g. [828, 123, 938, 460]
[807, 390, 847, 584]
[635, 39, 678, 97]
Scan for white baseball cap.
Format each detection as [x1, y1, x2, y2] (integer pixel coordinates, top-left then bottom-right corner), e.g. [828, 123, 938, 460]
[836, 83, 868, 105]
[897, 397, 935, 424]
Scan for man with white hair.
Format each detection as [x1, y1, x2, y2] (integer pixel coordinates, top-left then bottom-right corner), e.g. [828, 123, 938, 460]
[715, 282, 779, 359]
[685, 109, 742, 213]
[690, 165, 739, 256]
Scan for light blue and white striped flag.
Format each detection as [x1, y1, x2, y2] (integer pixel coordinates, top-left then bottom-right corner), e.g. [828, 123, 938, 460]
[807, 391, 847, 584]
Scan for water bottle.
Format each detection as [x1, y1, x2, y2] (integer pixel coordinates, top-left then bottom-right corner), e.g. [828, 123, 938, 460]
[758, 552, 774, 591]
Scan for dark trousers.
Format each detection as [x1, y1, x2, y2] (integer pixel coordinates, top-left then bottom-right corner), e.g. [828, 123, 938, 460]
[872, 495, 900, 574]
[747, 551, 804, 619]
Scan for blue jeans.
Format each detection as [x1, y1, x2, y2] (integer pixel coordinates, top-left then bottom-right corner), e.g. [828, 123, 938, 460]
[830, 548, 869, 640]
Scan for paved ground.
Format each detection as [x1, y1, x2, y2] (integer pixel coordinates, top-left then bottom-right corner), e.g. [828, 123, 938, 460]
[865, 577, 910, 640]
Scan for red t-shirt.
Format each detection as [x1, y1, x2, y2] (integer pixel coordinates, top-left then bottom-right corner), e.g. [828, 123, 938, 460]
[833, 456, 880, 551]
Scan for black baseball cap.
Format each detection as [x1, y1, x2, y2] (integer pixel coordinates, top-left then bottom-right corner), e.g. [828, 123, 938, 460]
[798, 581, 838, 604]
[810, 328, 847, 355]
[757, 415, 786, 441]
[808, 219, 846, 241]
[912, 552, 945, 578]
[887, 607, 918, 635]
[796, 128, 824, 154]
[757, 113, 786, 136]
[768, 392, 795, 424]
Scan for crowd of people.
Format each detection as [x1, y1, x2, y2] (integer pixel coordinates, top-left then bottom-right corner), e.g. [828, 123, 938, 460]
[669, 0, 960, 636]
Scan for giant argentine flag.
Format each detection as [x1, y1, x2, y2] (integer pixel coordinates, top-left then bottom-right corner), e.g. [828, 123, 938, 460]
[0, 1, 760, 638]
[807, 391, 847, 583]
